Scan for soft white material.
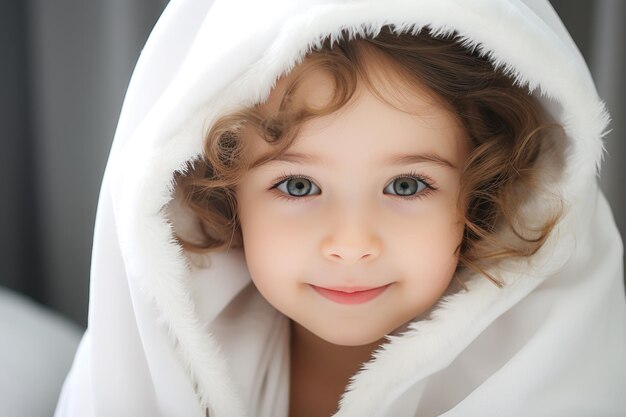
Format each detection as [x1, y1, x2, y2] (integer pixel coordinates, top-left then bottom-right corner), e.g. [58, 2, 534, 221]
[54, 0, 626, 416]
[0, 286, 82, 417]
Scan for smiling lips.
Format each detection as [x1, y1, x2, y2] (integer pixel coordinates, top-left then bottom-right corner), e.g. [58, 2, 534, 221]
[310, 283, 392, 305]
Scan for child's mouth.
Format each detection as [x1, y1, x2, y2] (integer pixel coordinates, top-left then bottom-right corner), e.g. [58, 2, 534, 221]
[310, 283, 392, 305]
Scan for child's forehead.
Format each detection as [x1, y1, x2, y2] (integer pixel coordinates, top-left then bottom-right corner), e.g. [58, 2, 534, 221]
[245, 87, 468, 171]
[242, 39, 470, 168]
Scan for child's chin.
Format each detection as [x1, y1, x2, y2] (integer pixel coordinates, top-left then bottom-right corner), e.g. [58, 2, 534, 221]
[314, 326, 389, 348]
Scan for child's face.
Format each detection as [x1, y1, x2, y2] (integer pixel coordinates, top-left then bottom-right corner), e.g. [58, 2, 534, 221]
[235, 64, 468, 347]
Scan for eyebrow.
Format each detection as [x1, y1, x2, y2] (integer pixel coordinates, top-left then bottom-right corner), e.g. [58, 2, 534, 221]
[249, 151, 458, 170]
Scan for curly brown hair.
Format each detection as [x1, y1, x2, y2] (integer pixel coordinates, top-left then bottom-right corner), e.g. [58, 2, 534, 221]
[172, 25, 564, 289]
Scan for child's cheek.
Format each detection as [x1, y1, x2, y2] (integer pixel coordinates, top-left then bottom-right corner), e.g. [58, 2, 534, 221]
[238, 197, 310, 286]
[388, 200, 463, 286]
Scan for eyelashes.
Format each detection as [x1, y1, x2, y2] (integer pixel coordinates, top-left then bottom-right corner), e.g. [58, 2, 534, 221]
[268, 170, 439, 203]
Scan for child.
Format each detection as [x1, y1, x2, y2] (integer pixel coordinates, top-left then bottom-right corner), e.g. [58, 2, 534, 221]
[55, 1, 626, 416]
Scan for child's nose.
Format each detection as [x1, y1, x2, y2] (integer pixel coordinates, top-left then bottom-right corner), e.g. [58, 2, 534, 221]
[321, 207, 382, 265]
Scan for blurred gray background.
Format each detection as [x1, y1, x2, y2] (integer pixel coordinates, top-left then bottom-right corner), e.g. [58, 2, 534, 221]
[1, 0, 624, 329]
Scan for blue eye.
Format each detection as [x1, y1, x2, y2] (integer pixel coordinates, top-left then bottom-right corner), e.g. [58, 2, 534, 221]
[270, 171, 436, 202]
[275, 177, 321, 198]
[384, 176, 428, 196]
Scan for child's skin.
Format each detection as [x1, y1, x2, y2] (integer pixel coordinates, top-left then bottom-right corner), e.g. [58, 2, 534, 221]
[235, 46, 469, 416]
